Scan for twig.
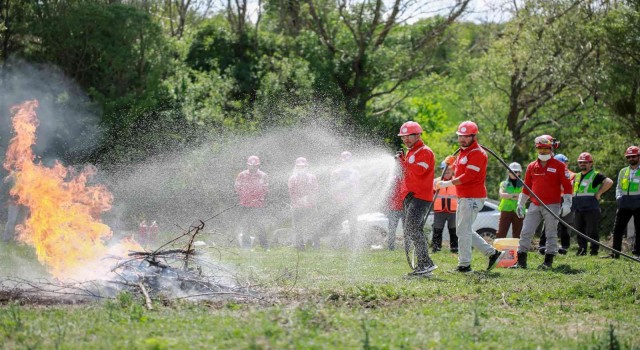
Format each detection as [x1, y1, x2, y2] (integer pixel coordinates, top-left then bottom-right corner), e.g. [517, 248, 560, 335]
[138, 282, 153, 310]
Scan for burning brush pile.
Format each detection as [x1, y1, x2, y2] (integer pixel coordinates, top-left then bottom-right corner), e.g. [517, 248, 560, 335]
[0, 100, 258, 305]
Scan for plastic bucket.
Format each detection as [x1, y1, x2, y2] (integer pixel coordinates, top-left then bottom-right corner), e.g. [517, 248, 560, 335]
[493, 238, 520, 268]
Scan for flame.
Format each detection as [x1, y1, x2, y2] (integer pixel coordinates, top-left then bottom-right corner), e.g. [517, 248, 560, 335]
[3, 100, 138, 279]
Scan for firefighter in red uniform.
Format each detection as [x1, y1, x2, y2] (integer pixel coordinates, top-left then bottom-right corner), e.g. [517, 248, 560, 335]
[539, 154, 576, 254]
[397, 121, 437, 276]
[436, 121, 505, 272]
[432, 162, 458, 253]
[288, 157, 319, 249]
[513, 135, 573, 269]
[235, 155, 269, 249]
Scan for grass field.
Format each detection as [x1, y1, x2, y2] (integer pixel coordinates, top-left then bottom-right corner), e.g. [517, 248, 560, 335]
[1, 240, 639, 349]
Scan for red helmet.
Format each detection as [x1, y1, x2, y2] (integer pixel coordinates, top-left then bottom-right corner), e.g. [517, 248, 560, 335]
[625, 146, 640, 157]
[398, 121, 423, 136]
[534, 135, 557, 149]
[577, 152, 593, 162]
[295, 157, 308, 167]
[456, 121, 479, 136]
[340, 151, 352, 162]
[247, 155, 260, 166]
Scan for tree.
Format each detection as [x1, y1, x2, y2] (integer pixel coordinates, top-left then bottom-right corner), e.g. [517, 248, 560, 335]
[596, 2, 640, 138]
[456, 0, 602, 162]
[299, 0, 470, 127]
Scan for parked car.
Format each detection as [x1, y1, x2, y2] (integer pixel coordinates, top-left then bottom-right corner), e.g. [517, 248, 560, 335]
[425, 199, 507, 243]
[350, 199, 507, 248]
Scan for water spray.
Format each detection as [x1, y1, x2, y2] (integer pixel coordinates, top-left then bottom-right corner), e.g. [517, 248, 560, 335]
[480, 144, 640, 264]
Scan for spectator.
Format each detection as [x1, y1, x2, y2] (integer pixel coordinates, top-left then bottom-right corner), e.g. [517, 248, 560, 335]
[234, 155, 269, 249]
[288, 157, 319, 250]
[432, 162, 458, 253]
[435, 121, 505, 272]
[604, 146, 640, 259]
[571, 152, 613, 256]
[512, 135, 572, 269]
[329, 151, 361, 247]
[496, 162, 524, 239]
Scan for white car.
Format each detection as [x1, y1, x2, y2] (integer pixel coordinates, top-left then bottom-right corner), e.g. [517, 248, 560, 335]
[351, 199, 506, 248]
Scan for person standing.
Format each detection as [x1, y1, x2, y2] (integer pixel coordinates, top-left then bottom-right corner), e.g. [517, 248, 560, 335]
[329, 151, 361, 248]
[432, 162, 458, 253]
[234, 155, 269, 249]
[512, 135, 573, 269]
[435, 121, 505, 272]
[538, 153, 576, 255]
[288, 157, 319, 250]
[385, 167, 405, 250]
[397, 121, 437, 275]
[604, 146, 640, 259]
[571, 152, 613, 256]
[496, 162, 524, 239]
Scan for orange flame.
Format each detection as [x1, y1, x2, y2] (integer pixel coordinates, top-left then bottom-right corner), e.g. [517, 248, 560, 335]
[3, 100, 139, 279]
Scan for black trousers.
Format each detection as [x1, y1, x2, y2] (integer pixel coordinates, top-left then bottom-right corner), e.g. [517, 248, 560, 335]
[575, 209, 602, 254]
[403, 194, 434, 269]
[612, 207, 640, 257]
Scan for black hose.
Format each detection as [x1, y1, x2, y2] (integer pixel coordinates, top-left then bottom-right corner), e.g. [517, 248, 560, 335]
[480, 144, 640, 263]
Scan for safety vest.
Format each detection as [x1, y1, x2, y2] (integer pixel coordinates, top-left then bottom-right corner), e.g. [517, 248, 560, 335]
[498, 179, 523, 212]
[573, 170, 601, 197]
[434, 185, 457, 213]
[620, 167, 640, 195]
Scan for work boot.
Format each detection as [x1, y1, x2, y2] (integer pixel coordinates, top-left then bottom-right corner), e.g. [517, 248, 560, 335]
[431, 228, 443, 253]
[558, 247, 568, 255]
[510, 252, 527, 269]
[449, 228, 458, 253]
[487, 249, 506, 271]
[538, 254, 554, 269]
[453, 265, 472, 273]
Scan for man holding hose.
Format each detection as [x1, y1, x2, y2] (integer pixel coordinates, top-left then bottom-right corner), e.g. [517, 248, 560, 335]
[435, 121, 505, 272]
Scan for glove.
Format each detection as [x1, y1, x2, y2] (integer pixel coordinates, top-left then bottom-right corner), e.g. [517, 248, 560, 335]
[444, 156, 456, 166]
[516, 193, 529, 219]
[394, 151, 405, 161]
[560, 194, 572, 216]
[435, 180, 453, 190]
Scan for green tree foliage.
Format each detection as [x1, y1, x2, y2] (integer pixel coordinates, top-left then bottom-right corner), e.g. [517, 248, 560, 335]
[298, 0, 470, 128]
[30, 2, 170, 129]
[596, 2, 640, 138]
[457, 0, 600, 163]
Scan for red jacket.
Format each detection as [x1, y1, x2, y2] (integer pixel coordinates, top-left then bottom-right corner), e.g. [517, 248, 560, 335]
[288, 171, 319, 209]
[235, 169, 269, 207]
[401, 140, 435, 201]
[523, 158, 573, 205]
[453, 141, 488, 198]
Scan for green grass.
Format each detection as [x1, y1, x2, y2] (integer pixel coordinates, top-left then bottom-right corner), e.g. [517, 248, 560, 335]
[1, 241, 639, 349]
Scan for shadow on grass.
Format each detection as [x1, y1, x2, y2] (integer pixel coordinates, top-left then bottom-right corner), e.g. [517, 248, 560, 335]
[549, 264, 585, 275]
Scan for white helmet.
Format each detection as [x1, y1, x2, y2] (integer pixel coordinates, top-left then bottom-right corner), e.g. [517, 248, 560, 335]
[508, 162, 522, 172]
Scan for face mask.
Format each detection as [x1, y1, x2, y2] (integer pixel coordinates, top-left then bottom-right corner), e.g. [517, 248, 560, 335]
[538, 154, 552, 161]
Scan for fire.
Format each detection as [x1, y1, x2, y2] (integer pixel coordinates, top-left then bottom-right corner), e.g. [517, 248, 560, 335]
[3, 100, 140, 279]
